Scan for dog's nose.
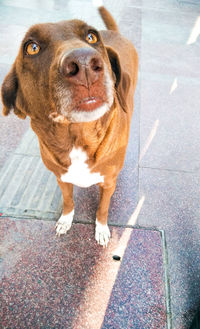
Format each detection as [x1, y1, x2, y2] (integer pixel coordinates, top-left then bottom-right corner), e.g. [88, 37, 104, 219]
[60, 48, 104, 87]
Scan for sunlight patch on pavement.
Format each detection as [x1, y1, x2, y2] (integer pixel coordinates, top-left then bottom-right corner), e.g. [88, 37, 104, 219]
[170, 77, 178, 94]
[187, 16, 200, 45]
[139, 120, 159, 162]
[73, 196, 145, 329]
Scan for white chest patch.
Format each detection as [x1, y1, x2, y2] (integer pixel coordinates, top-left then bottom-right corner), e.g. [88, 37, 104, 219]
[61, 147, 104, 188]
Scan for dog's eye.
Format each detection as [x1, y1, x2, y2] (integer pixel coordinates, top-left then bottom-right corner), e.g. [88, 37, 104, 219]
[86, 32, 98, 44]
[26, 42, 40, 55]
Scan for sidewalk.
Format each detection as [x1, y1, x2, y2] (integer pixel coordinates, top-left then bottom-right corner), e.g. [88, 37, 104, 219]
[0, 0, 200, 328]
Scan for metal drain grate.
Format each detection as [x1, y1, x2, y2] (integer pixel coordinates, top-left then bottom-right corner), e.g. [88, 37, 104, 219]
[0, 129, 62, 220]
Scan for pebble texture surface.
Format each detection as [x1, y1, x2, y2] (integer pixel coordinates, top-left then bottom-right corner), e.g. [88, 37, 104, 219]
[0, 218, 167, 329]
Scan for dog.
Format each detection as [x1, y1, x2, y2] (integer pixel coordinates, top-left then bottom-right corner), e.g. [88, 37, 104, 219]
[1, 0, 138, 247]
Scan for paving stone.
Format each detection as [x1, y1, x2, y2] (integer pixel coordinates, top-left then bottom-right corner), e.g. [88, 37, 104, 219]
[142, 0, 200, 12]
[140, 76, 200, 172]
[141, 9, 200, 76]
[0, 217, 167, 329]
[138, 167, 200, 328]
[0, 97, 29, 170]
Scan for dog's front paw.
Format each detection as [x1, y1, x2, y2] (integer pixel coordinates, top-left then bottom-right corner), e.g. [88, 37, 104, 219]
[56, 210, 74, 236]
[95, 219, 110, 247]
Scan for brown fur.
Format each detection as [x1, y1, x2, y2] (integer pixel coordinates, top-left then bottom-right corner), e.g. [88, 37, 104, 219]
[1, 6, 138, 244]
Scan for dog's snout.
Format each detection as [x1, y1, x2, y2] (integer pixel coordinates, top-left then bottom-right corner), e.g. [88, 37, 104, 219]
[60, 48, 104, 87]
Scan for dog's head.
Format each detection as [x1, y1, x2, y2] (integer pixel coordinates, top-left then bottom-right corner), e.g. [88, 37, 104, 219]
[1, 20, 128, 123]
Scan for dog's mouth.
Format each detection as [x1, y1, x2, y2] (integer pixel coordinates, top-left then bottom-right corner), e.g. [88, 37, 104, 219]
[74, 97, 104, 112]
[49, 96, 108, 123]
[50, 65, 114, 123]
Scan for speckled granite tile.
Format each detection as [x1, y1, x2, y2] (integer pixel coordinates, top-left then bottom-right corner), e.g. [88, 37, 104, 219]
[141, 8, 200, 78]
[138, 168, 200, 328]
[0, 218, 167, 329]
[0, 63, 30, 168]
[142, 0, 200, 12]
[0, 24, 28, 64]
[0, 4, 71, 28]
[119, 7, 142, 55]
[101, 229, 167, 329]
[0, 111, 29, 171]
[143, 9, 195, 45]
[141, 43, 200, 80]
[140, 76, 200, 172]
[0, 0, 107, 34]
[0, 63, 9, 82]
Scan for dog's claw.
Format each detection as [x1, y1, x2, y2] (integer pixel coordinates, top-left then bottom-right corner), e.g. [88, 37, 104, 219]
[95, 220, 110, 247]
[55, 210, 74, 237]
[56, 223, 71, 236]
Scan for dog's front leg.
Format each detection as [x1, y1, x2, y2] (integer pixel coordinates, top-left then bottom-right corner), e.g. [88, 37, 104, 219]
[95, 182, 116, 247]
[56, 180, 74, 236]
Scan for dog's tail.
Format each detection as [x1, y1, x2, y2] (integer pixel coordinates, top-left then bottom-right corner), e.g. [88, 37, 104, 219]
[93, 0, 119, 32]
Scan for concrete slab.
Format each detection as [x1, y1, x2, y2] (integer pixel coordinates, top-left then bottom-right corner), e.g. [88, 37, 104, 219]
[0, 217, 168, 329]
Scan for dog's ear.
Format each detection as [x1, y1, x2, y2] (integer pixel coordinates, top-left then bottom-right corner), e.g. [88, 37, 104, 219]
[1, 65, 26, 119]
[106, 46, 131, 112]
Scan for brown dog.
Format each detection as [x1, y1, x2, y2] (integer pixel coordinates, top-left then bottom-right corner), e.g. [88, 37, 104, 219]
[1, 2, 138, 246]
